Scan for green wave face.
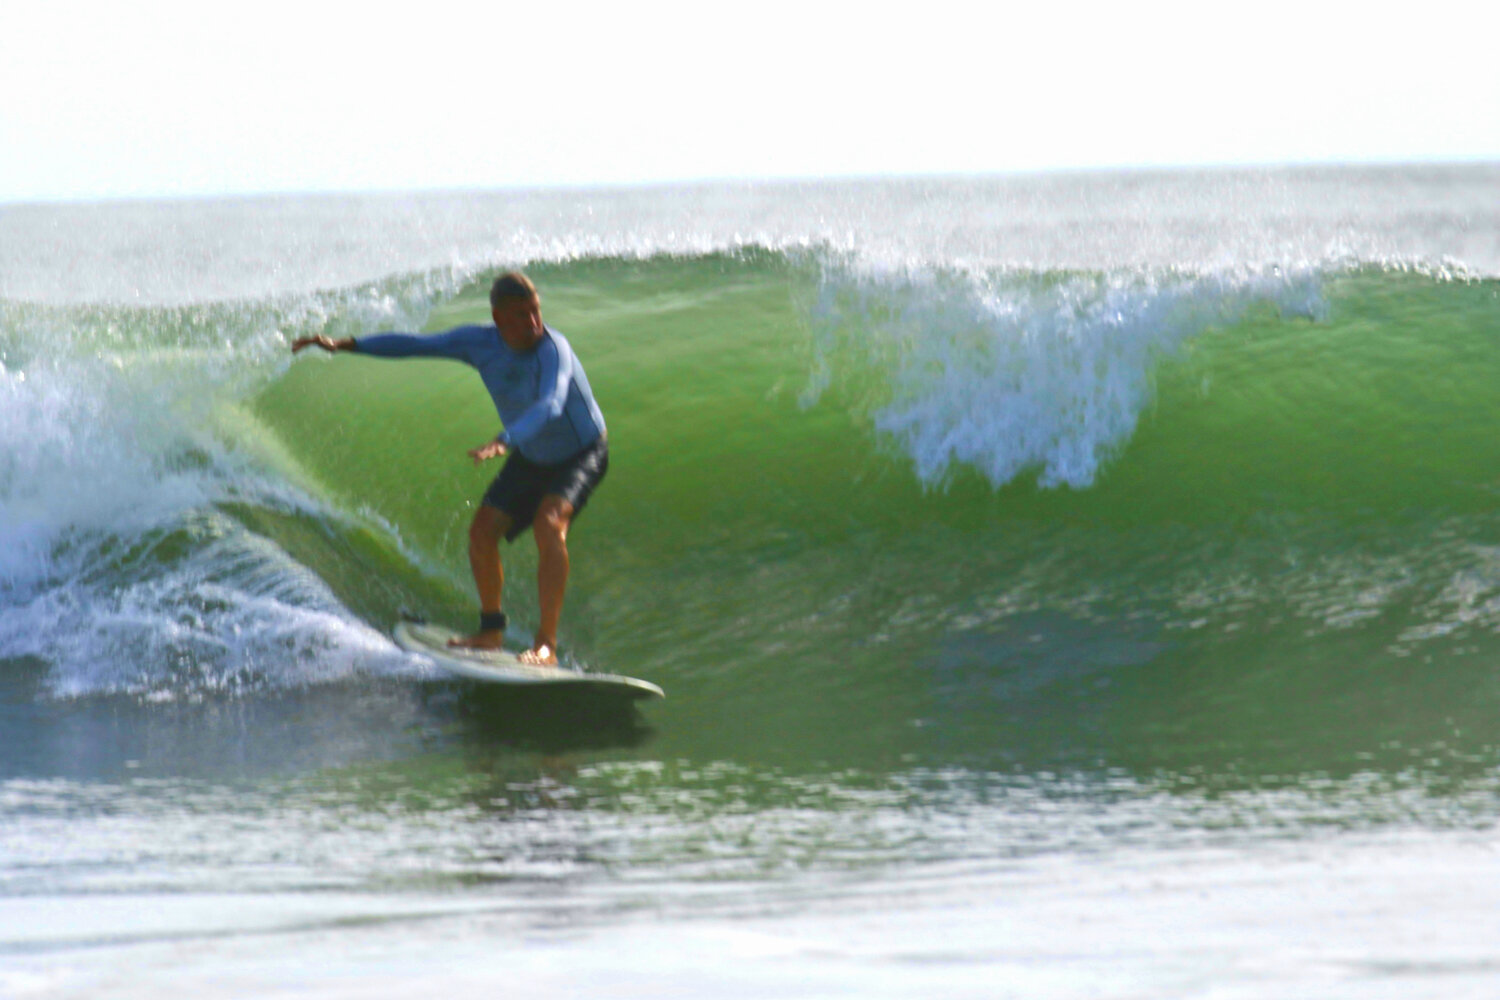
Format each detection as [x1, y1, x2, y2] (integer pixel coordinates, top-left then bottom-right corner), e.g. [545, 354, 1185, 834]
[244, 252, 1500, 782]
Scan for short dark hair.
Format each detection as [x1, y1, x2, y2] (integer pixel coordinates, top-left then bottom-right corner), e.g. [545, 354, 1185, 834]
[490, 271, 539, 309]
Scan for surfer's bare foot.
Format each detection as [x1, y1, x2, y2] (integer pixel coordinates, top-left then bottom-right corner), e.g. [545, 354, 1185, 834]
[448, 629, 506, 650]
[518, 641, 559, 667]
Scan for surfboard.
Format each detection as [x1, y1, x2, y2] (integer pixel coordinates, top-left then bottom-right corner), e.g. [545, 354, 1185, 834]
[393, 621, 665, 701]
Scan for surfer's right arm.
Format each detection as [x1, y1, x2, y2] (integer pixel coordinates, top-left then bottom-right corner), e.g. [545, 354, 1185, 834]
[347, 327, 482, 360]
[291, 326, 482, 359]
[290, 335, 356, 353]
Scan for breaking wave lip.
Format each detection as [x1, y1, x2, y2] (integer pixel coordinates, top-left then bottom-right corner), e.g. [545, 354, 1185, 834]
[6, 164, 1497, 307]
[802, 258, 1331, 489]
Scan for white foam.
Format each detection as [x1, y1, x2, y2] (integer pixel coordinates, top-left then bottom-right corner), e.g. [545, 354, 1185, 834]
[6, 506, 423, 699]
[0, 507, 421, 699]
[806, 262, 1327, 489]
[0, 356, 207, 586]
[0, 310, 419, 697]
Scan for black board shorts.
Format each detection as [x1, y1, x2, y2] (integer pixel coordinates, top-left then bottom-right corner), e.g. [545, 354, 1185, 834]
[481, 436, 609, 541]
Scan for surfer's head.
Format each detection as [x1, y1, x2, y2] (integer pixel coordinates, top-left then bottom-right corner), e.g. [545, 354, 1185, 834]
[491, 272, 544, 351]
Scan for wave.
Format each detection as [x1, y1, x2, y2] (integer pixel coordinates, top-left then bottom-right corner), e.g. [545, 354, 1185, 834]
[3, 245, 1499, 721]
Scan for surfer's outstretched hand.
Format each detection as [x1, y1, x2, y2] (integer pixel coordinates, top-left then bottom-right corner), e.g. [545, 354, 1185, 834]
[291, 335, 354, 353]
[468, 440, 508, 464]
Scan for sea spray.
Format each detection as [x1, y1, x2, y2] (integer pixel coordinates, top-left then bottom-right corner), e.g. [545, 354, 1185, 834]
[803, 261, 1327, 488]
[0, 293, 435, 698]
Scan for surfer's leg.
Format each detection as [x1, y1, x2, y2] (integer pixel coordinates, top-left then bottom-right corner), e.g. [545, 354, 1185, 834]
[521, 495, 573, 666]
[450, 504, 513, 650]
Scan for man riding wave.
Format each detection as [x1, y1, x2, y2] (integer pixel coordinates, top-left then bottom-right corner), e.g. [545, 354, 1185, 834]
[292, 272, 607, 666]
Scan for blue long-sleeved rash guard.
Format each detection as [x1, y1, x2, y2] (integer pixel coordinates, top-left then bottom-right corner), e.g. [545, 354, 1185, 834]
[354, 324, 606, 464]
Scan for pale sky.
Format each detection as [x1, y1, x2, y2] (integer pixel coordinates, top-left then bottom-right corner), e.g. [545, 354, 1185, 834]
[2, 0, 1497, 203]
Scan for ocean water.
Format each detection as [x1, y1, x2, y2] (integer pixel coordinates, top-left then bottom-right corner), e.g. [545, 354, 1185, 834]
[3, 165, 1500, 997]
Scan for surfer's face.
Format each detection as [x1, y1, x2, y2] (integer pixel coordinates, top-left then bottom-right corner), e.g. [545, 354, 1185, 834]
[492, 298, 544, 352]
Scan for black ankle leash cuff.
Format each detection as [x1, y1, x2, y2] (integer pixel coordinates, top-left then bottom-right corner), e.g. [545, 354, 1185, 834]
[480, 611, 508, 633]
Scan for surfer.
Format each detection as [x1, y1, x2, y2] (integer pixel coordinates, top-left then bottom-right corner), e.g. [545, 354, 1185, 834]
[291, 272, 608, 666]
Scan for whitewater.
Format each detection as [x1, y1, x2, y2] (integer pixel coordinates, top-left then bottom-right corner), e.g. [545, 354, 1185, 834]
[3, 164, 1500, 998]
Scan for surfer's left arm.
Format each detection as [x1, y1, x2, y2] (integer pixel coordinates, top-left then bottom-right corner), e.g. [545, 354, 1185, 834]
[491, 335, 574, 450]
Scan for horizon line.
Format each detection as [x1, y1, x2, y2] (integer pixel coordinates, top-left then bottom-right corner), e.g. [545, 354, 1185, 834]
[4, 155, 1497, 210]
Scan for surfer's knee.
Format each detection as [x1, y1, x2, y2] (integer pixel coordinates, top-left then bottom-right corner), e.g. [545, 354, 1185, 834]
[533, 499, 572, 549]
[470, 505, 506, 548]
